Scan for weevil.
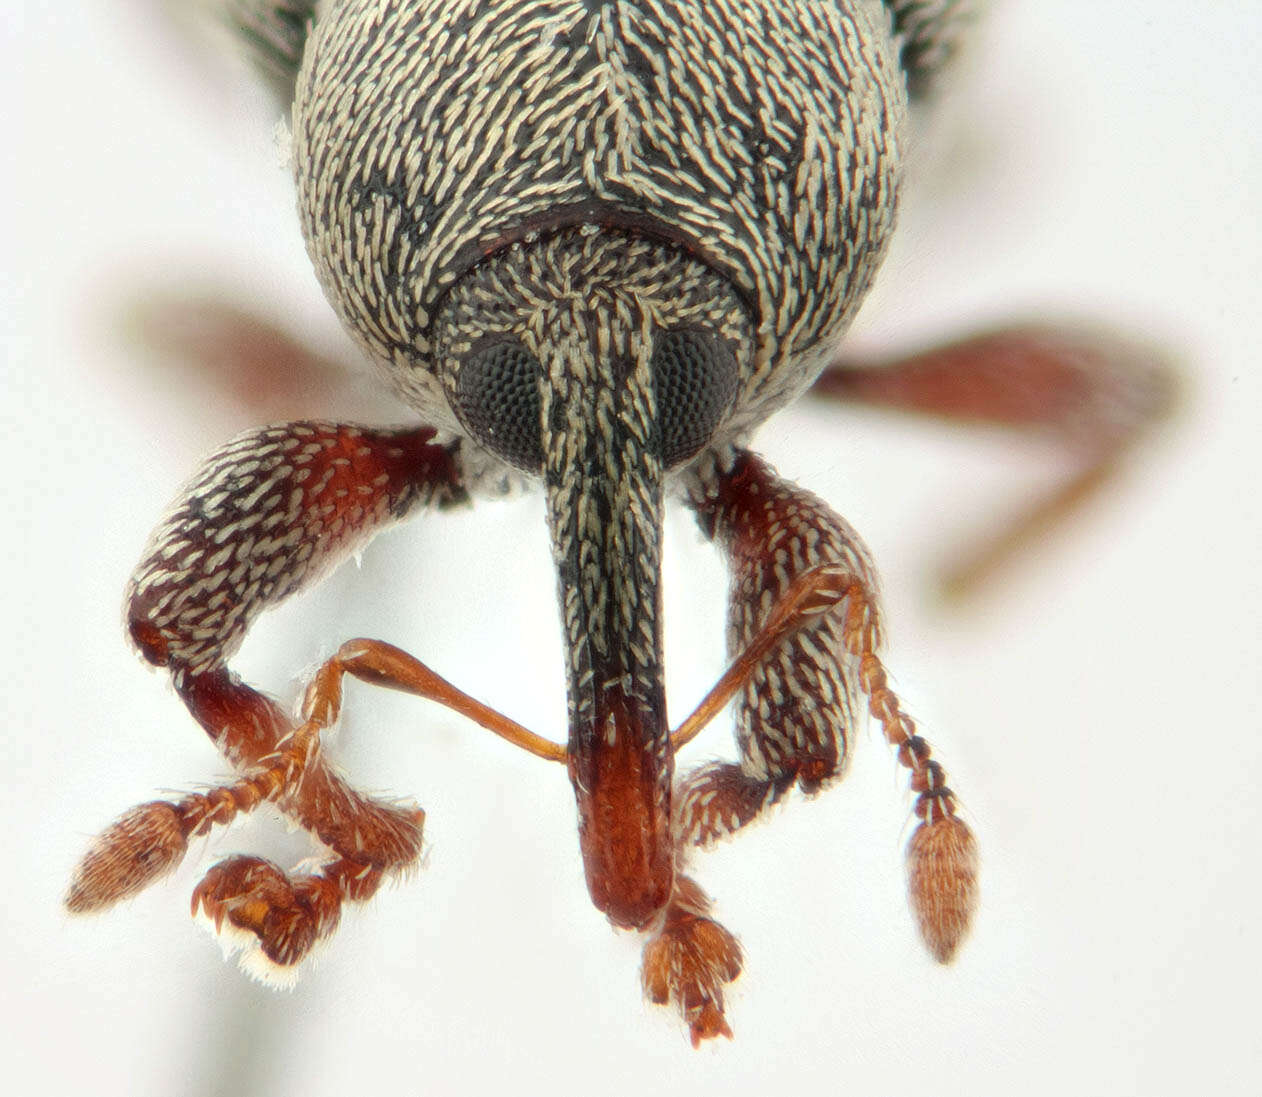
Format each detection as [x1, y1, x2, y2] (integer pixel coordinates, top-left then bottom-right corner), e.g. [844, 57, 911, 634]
[67, 0, 1174, 1044]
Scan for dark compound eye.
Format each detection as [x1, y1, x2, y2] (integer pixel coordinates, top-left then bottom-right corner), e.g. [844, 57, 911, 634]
[652, 329, 739, 468]
[453, 341, 543, 471]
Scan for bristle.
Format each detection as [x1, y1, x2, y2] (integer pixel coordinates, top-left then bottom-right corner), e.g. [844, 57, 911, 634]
[238, 946, 306, 989]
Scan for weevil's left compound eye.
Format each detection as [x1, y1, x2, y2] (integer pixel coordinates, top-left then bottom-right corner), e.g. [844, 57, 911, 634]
[453, 339, 544, 471]
[653, 329, 739, 469]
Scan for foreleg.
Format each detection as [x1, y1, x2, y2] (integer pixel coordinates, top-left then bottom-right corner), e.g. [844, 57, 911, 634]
[67, 421, 467, 973]
[678, 450, 978, 961]
[637, 448, 978, 1044]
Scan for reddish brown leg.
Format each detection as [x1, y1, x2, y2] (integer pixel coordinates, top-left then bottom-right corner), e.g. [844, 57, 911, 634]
[640, 876, 743, 1048]
[812, 324, 1178, 597]
[662, 451, 976, 982]
[121, 291, 377, 423]
[66, 421, 467, 976]
[633, 545, 898, 1045]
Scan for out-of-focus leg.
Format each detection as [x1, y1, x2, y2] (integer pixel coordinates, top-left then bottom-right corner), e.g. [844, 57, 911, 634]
[122, 291, 382, 424]
[812, 324, 1178, 597]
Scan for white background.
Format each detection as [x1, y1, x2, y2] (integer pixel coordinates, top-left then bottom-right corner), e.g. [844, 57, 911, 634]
[6, 2, 1260, 1094]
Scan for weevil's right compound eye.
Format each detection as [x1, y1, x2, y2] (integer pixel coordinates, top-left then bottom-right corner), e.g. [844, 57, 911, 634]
[453, 340, 545, 472]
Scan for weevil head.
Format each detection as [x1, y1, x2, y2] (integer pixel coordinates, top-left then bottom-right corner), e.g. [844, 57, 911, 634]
[429, 228, 753, 927]
[430, 228, 753, 477]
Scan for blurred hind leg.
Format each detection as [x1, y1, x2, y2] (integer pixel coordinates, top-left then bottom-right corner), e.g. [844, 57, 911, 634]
[812, 323, 1178, 597]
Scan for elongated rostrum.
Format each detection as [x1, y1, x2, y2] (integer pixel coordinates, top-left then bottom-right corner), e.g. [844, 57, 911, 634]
[67, 0, 1174, 1045]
